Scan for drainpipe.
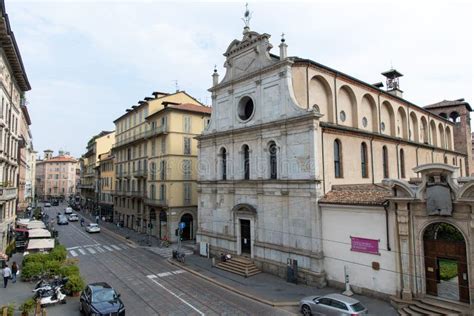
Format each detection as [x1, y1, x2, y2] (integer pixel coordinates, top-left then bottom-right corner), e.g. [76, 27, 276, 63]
[370, 137, 375, 184]
[382, 200, 391, 251]
[321, 128, 326, 193]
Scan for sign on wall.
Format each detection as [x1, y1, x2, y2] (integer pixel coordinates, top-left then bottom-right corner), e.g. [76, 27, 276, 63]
[350, 237, 380, 255]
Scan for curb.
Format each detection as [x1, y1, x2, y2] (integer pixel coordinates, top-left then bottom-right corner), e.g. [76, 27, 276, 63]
[166, 258, 299, 309]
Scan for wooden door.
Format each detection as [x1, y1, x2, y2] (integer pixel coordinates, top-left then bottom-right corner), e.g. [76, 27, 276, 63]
[240, 219, 251, 254]
[424, 240, 438, 296]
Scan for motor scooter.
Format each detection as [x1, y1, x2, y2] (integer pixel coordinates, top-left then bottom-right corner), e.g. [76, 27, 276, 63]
[36, 285, 66, 307]
[33, 277, 68, 294]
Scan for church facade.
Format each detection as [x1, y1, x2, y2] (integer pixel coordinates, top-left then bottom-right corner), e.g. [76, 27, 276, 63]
[197, 23, 472, 305]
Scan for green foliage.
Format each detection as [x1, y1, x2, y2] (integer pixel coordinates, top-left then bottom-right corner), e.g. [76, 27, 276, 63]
[64, 274, 85, 293]
[21, 262, 43, 281]
[44, 260, 61, 277]
[33, 207, 42, 220]
[19, 298, 35, 315]
[424, 223, 464, 241]
[49, 245, 67, 262]
[22, 252, 49, 266]
[0, 304, 15, 316]
[439, 259, 458, 281]
[59, 264, 79, 277]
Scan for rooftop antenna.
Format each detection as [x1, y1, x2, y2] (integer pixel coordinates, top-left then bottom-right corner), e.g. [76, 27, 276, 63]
[173, 80, 179, 92]
[242, 3, 252, 29]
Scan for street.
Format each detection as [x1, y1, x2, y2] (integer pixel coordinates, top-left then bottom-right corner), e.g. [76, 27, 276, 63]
[44, 204, 292, 316]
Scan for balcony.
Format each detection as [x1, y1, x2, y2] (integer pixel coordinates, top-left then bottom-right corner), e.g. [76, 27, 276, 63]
[0, 186, 17, 201]
[79, 184, 94, 190]
[144, 198, 167, 207]
[133, 169, 148, 178]
[113, 189, 125, 196]
[115, 171, 131, 178]
[131, 191, 146, 198]
[112, 125, 167, 150]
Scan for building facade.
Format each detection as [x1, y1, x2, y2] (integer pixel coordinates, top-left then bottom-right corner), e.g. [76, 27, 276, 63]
[35, 150, 78, 201]
[112, 90, 207, 239]
[17, 103, 34, 211]
[79, 131, 115, 210]
[98, 152, 114, 220]
[0, 0, 31, 252]
[197, 24, 469, 295]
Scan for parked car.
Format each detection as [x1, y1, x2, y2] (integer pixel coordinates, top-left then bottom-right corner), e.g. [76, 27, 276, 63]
[85, 223, 100, 233]
[80, 282, 125, 316]
[57, 215, 69, 225]
[299, 293, 367, 316]
[68, 214, 79, 222]
[51, 200, 59, 206]
[64, 207, 73, 214]
[44, 203, 51, 208]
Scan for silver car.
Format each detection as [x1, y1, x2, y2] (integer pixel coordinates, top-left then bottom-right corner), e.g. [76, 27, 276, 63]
[300, 293, 367, 315]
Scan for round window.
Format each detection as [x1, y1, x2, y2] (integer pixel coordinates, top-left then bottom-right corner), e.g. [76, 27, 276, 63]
[362, 117, 368, 128]
[238, 96, 255, 121]
[339, 111, 346, 122]
[381, 122, 386, 132]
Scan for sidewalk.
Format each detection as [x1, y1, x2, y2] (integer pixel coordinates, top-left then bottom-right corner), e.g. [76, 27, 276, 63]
[80, 210, 397, 315]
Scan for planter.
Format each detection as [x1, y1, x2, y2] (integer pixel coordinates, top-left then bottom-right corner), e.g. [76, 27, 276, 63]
[72, 291, 81, 297]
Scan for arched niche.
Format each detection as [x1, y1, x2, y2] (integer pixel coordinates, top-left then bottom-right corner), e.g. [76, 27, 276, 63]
[309, 75, 334, 122]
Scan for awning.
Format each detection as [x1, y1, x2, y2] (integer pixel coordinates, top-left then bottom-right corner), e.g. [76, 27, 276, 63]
[15, 228, 29, 233]
[28, 229, 51, 239]
[27, 221, 46, 230]
[26, 238, 55, 250]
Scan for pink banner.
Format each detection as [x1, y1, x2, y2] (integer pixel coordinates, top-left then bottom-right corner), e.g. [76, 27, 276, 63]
[350, 237, 380, 255]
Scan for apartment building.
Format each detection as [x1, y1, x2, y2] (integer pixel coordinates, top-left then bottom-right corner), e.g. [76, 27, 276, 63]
[112, 90, 209, 241]
[17, 103, 34, 211]
[0, 0, 32, 252]
[98, 152, 114, 220]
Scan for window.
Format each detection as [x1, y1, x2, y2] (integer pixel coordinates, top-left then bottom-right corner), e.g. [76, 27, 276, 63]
[361, 142, 368, 178]
[151, 139, 156, 156]
[161, 137, 166, 154]
[220, 148, 227, 180]
[334, 139, 343, 178]
[160, 160, 166, 180]
[183, 160, 191, 180]
[269, 142, 277, 179]
[184, 116, 191, 133]
[400, 149, 405, 178]
[159, 184, 166, 202]
[184, 137, 191, 155]
[150, 162, 156, 180]
[383, 146, 389, 178]
[150, 184, 156, 199]
[243, 145, 250, 180]
[184, 183, 191, 205]
[238, 96, 255, 121]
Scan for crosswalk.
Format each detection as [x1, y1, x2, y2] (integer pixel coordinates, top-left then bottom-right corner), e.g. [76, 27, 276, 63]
[147, 269, 186, 279]
[67, 243, 134, 257]
[148, 247, 194, 259]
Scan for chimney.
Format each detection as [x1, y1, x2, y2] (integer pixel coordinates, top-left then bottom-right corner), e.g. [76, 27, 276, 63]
[381, 68, 403, 98]
[212, 67, 219, 87]
[279, 33, 287, 60]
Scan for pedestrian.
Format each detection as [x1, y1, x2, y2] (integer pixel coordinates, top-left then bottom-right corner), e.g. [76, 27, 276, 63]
[95, 215, 99, 224]
[11, 262, 18, 283]
[2, 264, 11, 288]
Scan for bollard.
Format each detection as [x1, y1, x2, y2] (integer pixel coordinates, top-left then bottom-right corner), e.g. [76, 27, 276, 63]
[42, 308, 47, 316]
[2, 306, 7, 316]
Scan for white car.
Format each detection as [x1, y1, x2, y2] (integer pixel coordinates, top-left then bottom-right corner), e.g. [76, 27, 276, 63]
[65, 207, 73, 214]
[44, 203, 51, 207]
[85, 223, 101, 233]
[68, 214, 79, 222]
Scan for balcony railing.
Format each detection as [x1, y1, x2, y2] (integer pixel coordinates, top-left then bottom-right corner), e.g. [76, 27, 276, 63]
[131, 191, 146, 198]
[0, 187, 17, 201]
[144, 198, 167, 207]
[112, 125, 167, 149]
[79, 184, 94, 189]
[133, 169, 148, 178]
[113, 189, 125, 196]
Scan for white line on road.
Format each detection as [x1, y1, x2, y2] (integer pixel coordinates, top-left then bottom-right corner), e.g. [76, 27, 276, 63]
[78, 248, 86, 255]
[157, 272, 173, 277]
[95, 246, 105, 253]
[172, 270, 185, 275]
[147, 275, 204, 315]
[86, 248, 96, 254]
[146, 274, 157, 279]
[111, 245, 121, 250]
[103, 245, 113, 251]
[67, 243, 100, 250]
[69, 250, 78, 257]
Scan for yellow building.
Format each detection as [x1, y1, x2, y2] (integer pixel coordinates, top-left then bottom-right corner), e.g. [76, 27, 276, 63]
[79, 131, 115, 210]
[112, 90, 209, 241]
[98, 152, 115, 220]
[145, 102, 211, 242]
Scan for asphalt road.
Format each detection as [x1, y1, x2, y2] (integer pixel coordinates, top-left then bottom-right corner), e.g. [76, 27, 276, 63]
[43, 203, 292, 316]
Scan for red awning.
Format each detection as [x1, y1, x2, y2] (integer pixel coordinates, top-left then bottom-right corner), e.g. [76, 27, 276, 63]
[15, 228, 29, 233]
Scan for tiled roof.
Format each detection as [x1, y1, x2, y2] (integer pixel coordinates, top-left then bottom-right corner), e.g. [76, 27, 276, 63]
[319, 184, 392, 206]
[168, 103, 212, 114]
[39, 155, 77, 163]
[424, 99, 472, 111]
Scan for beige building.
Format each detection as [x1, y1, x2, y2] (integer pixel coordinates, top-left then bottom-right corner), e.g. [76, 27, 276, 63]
[79, 131, 115, 210]
[35, 150, 78, 200]
[98, 152, 114, 220]
[197, 23, 471, 308]
[17, 104, 34, 211]
[0, 1, 31, 252]
[112, 90, 209, 241]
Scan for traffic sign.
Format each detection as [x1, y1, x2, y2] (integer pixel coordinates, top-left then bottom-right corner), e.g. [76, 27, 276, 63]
[179, 222, 186, 229]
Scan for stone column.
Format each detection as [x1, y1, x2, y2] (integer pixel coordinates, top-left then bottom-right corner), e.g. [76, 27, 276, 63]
[397, 202, 413, 300]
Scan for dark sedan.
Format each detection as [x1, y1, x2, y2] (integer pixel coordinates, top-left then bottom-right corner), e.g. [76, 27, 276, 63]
[80, 282, 125, 316]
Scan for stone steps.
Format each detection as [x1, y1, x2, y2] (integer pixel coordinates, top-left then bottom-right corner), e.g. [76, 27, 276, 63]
[216, 256, 261, 277]
[392, 295, 470, 315]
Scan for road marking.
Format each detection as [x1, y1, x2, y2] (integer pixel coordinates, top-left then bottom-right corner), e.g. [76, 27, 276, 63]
[147, 276, 204, 315]
[67, 243, 100, 250]
[78, 248, 86, 255]
[95, 246, 105, 253]
[127, 243, 137, 248]
[120, 244, 129, 249]
[86, 248, 96, 254]
[146, 274, 157, 279]
[157, 272, 173, 277]
[69, 250, 78, 257]
[111, 245, 121, 250]
[103, 245, 113, 251]
[172, 270, 185, 275]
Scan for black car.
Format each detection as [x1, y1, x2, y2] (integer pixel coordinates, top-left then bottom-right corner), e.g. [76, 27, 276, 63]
[80, 283, 125, 316]
[52, 200, 59, 206]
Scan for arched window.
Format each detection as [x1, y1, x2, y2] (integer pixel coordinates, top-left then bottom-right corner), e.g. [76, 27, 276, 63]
[444, 156, 448, 164]
[150, 162, 156, 180]
[150, 184, 156, 199]
[460, 159, 463, 176]
[243, 145, 250, 180]
[449, 112, 461, 123]
[220, 148, 227, 180]
[334, 139, 343, 178]
[383, 146, 389, 178]
[400, 149, 405, 178]
[361, 142, 368, 178]
[269, 142, 277, 179]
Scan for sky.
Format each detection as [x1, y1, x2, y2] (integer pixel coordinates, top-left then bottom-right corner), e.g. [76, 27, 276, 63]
[7, 0, 473, 158]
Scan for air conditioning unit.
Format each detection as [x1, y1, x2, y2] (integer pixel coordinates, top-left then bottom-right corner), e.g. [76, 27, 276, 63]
[199, 242, 209, 257]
